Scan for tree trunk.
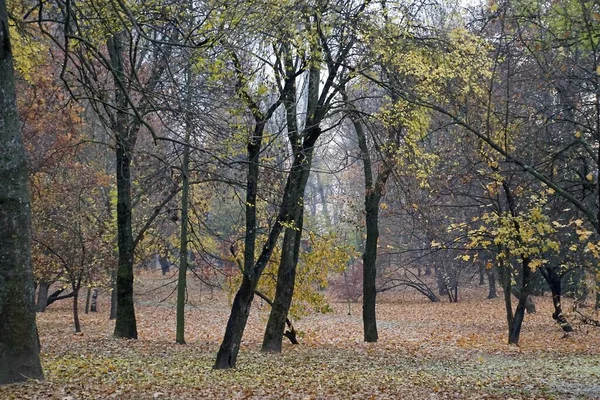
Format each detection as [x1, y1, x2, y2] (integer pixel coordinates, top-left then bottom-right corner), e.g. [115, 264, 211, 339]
[262, 146, 313, 352]
[479, 266, 485, 285]
[90, 289, 98, 312]
[0, 3, 44, 382]
[362, 191, 380, 342]
[542, 266, 573, 332]
[37, 281, 49, 312]
[498, 256, 514, 330]
[487, 268, 498, 299]
[176, 119, 191, 345]
[261, 66, 320, 352]
[436, 265, 449, 296]
[108, 35, 137, 339]
[214, 277, 256, 369]
[508, 257, 531, 345]
[85, 286, 91, 314]
[73, 289, 81, 333]
[350, 104, 392, 343]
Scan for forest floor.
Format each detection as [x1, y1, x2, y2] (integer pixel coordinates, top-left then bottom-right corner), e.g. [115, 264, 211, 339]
[2, 271, 600, 399]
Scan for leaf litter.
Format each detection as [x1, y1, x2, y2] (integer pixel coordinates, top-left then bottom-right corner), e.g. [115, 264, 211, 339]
[2, 273, 600, 399]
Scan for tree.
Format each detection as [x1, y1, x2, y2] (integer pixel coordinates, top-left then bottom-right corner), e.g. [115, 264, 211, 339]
[0, 0, 44, 383]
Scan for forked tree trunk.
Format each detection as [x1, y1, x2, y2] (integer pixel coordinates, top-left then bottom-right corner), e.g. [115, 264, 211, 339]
[261, 64, 321, 352]
[508, 257, 531, 345]
[0, 4, 44, 381]
[262, 144, 314, 352]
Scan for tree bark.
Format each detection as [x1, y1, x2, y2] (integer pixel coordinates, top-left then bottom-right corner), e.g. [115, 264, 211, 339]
[262, 142, 314, 352]
[108, 34, 137, 339]
[508, 257, 531, 345]
[214, 277, 256, 369]
[487, 268, 498, 299]
[0, 3, 44, 381]
[73, 289, 81, 333]
[176, 112, 191, 345]
[37, 281, 49, 312]
[90, 289, 98, 312]
[362, 190, 380, 342]
[85, 286, 91, 314]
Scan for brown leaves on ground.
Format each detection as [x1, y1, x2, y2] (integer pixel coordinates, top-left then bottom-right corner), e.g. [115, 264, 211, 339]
[2, 273, 600, 399]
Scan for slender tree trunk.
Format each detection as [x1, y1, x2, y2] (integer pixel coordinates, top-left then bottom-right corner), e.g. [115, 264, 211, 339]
[37, 281, 49, 313]
[487, 268, 498, 299]
[362, 191, 380, 342]
[73, 288, 81, 333]
[479, 267, 485, 285]
[498, 256, 513, 330]
[436, 265, 449, 296]
[176, 118, 191, 345]
[0, 3, 44, 382]
[90, 289, 98, 312]
[108, 35, 137, 339]
[85, 286, 91, 314]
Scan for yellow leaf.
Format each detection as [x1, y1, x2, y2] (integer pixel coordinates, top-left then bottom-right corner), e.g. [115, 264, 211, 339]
[586, 173, 594, 181]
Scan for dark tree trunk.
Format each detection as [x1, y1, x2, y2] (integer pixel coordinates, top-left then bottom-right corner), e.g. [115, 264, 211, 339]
[176, 120, 191, 345]
[261, 65, 321, 352]
[214, 277, 256, 369]
[214, 76, 291, 367]
[37, 281, 49, 312]
[542, 266, 573, 332]
[108, 35, 137, 339]
[85, 286, 91, 314]
[90, 289, 98, 312]
[436, 266, 449, 296]
[73, 289, 81, 333]
[261, 226, 300, 352]
[497, 256, 514, 329]
[479, 266, 485, 285]
[362, 191, 380, 342]
[349, 103, 394, 343]
[0, 3, 44, 381]
[508, 257, 531, 345]
[262, 142, 314, 352]
[487, 268, 498, 299]
[113, 131, 137, 338]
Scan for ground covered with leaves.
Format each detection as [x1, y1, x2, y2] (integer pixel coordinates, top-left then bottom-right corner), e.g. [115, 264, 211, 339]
[2, 273, 600, 399]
